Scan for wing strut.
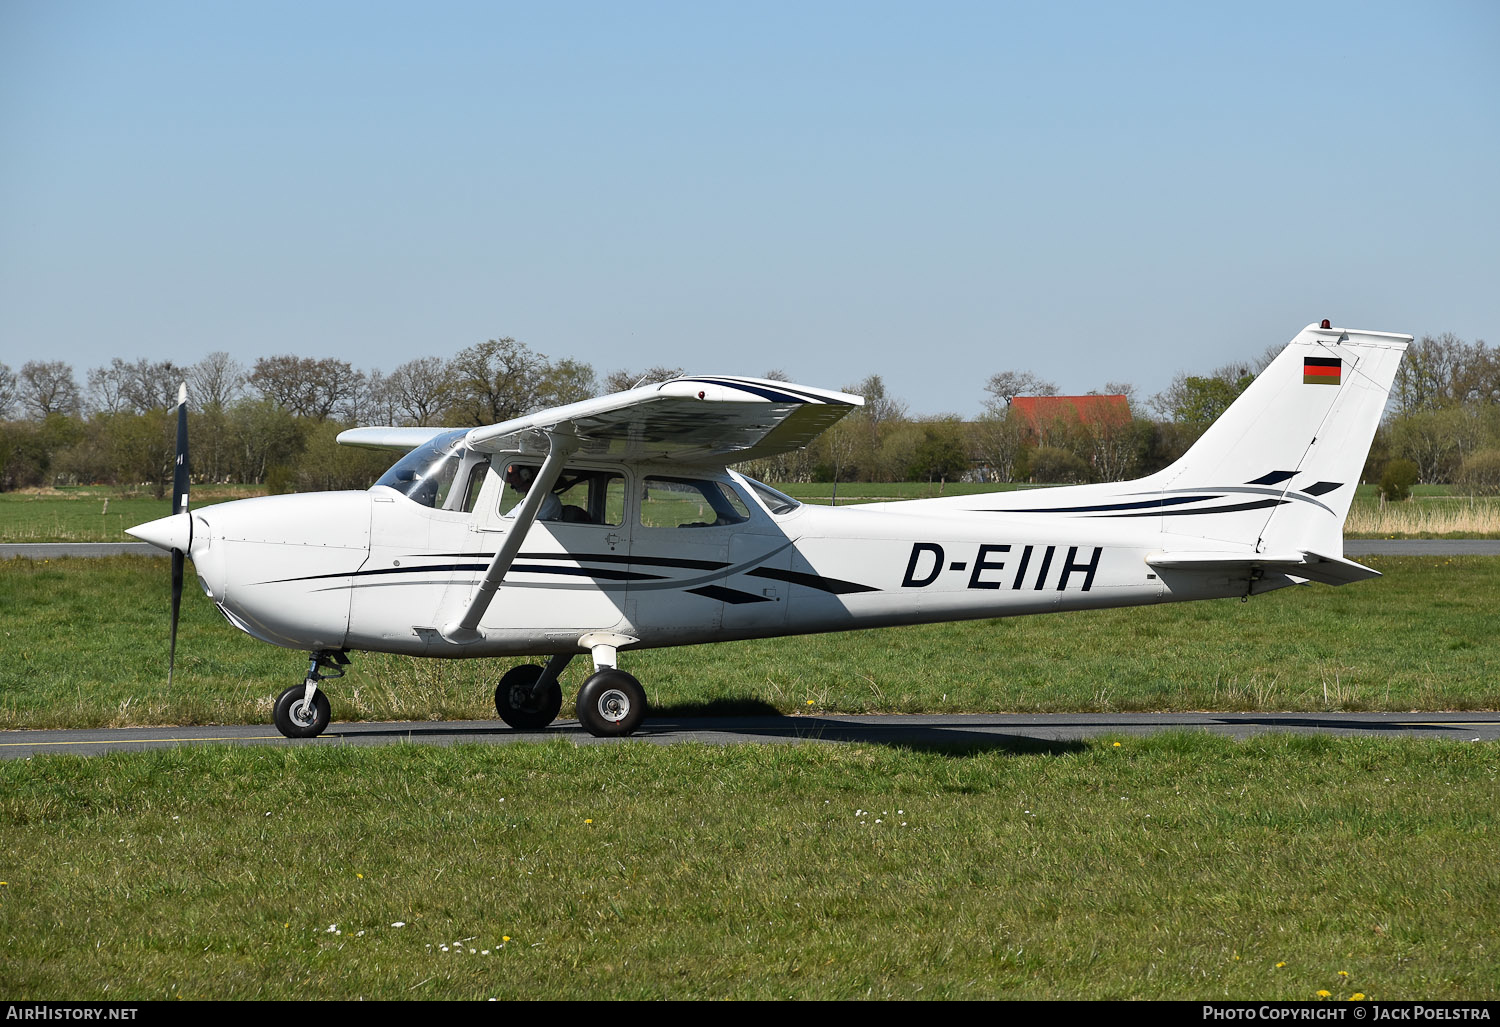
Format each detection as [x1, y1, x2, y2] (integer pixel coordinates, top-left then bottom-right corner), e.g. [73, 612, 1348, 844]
[441, 425, 579, 644]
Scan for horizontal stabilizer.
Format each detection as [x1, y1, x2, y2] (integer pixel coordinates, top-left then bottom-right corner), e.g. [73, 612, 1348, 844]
[1147, 550, 1380, 586]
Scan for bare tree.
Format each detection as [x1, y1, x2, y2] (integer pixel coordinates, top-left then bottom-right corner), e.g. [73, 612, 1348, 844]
[848, 374, 907, 427]
[362, 369, 400, 425]
[314, 361, 365, 422]
[383, 356, 453, 426]
[249, 355, 359, 420]
[447, 338, 545, 425]
[187, 352, 246, 412]
[19, 360, 80, 418]
[983, 370, 1058, 412]
[536, 357, 596, 408]
[1081, 383, 1145, 482]
[1454, 339, 1499, 406]
[249, 355, 315, 413]
[1094, 380, 1139, 410]
[969, 411, 1027, 482]
[86, 359, 132, 415]
[604, 365, 686, 393]
[0, 362, 16, 418]
[1392, 333, 1465, 415]
[88, 357, 183, 414]
[333, 367, 374, 424]
[122, 358, 184, 411]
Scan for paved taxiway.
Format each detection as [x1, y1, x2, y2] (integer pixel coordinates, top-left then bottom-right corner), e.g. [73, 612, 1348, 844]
[3, 712, 1496, 759]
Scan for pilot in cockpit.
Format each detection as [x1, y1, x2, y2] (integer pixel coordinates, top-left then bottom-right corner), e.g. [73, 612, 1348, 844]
[503, 464, 562, 521]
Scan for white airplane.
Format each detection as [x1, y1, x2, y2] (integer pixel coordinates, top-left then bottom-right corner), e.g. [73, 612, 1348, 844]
[129, 321, 1409, 739]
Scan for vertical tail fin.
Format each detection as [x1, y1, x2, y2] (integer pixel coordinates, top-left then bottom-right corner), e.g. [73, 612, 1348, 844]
[1154, 323, 1409, 554]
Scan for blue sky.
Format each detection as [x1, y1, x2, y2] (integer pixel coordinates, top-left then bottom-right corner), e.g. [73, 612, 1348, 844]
[2, 1, 1496, 416]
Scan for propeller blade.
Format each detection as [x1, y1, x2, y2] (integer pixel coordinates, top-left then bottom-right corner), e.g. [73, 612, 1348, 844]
[168, 382, 190, 687]
[170, 549, 184, 688]
[173, 382, 190, 516]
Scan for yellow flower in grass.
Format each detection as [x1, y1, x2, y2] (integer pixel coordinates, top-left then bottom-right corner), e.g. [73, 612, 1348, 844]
[1317, 991, 1331, 999]
[1351, 994, 1366, 1001]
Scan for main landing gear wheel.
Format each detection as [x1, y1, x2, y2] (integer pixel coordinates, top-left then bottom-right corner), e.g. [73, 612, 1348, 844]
[495, 664, 563, 730]
[576, 669, 647, 738]
[273, 684, 331, 739]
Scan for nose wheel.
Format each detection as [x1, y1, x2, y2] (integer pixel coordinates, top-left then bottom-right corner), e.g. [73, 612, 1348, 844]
[272, 650, 346, 738]
[274, 684, 331, 738]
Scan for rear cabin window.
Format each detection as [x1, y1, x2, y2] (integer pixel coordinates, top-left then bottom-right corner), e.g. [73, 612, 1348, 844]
[743, 476, 801, 515]
[640, 477, 751, 529]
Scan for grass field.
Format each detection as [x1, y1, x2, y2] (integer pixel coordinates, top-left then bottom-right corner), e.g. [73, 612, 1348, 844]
[3, 550, 1497, 999]
[2, 734, 1496, 1000]
[0, 485, 267, 543]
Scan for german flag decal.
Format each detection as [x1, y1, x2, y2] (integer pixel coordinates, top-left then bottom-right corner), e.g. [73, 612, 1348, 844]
[1303, 356, 1341, 385]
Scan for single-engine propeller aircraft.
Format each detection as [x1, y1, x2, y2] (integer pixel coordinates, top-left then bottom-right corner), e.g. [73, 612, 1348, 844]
[129, 322, 1409, 739]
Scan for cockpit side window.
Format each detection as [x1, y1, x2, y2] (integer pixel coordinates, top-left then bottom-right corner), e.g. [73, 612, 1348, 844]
[454, 456, 492, 513]
[499, 464, 625, 526]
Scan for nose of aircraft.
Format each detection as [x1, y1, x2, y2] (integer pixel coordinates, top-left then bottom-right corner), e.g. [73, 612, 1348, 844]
[127, 512, 193, 553]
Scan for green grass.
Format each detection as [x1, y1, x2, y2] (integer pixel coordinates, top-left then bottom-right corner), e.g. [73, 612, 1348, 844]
[0, 485, 266, 543]
[2, 555, 1497, 730]
[2, 734, 1495, 999]
[4, 549, 1497, 1000]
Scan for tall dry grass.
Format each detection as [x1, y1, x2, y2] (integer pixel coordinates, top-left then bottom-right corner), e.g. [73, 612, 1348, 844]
[1345, 496, 1500, 536]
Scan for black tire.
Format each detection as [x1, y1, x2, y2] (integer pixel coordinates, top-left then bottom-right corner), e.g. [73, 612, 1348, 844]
[575, 669, 647, 738]
[495, 664, 563, 730]
[273, 684, 331, 739]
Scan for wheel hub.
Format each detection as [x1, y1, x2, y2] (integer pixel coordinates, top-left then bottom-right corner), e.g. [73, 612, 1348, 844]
[597, 688, 630, 723]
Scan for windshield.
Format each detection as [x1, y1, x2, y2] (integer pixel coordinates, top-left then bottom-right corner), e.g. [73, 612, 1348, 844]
[374, 429, 470, 508]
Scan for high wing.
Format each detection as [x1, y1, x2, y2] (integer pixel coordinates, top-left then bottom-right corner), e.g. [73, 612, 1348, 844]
[339, 374, 861, 647]
[337, 375, 863, 464]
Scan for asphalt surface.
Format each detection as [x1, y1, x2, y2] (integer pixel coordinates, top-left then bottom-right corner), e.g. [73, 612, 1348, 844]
[1, 542, 162, 558]
[4, 540, 1500, 559]
[3, 711, 1496, 759]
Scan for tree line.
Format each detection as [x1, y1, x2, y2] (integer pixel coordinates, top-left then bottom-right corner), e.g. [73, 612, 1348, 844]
[2, 331, 1496, 496]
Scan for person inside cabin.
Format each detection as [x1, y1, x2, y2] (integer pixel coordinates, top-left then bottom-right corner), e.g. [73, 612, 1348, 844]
[504, 463, 562, 521]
